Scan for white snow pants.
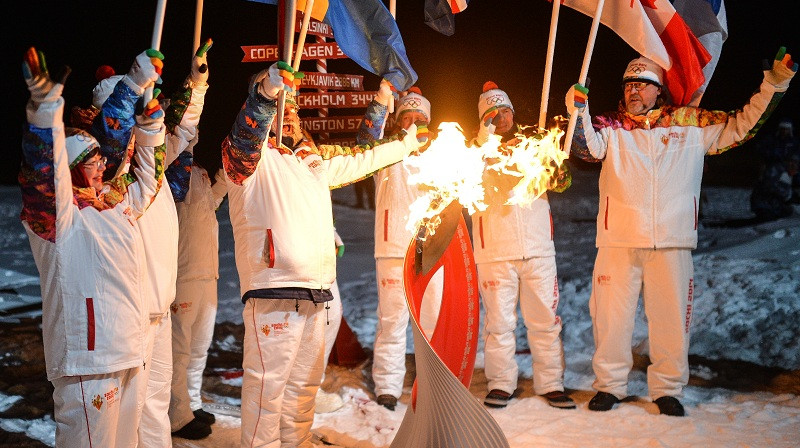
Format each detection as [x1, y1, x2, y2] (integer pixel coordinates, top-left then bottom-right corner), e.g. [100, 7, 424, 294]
[241, 298, 326, 448]
[52, 367, 147, 448]
[139, 311, 173, 447]
[590, 247, 694, 400]
[372, 257, 443, 398]
[323, 280, 343, 373]
[169, 278, 218, 430]
[479, 257, 565, 395]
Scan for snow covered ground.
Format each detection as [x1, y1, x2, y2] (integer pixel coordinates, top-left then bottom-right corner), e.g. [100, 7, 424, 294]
[1, 166, 799, 447]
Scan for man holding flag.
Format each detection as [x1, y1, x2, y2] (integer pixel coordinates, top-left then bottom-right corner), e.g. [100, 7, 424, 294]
[565, 49, 797, 416]
[221, 61, 427, 447]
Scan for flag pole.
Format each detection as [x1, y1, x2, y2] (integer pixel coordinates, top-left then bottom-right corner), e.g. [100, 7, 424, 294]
[193, 0, 204, 53]
[563, 0, 605, 155]
[387, 0, 397, 114]
[292, 0, 315, 71]
[145, 0, 168, 105]
[539, 0, 561, 129]
[276, 0, 297, 147]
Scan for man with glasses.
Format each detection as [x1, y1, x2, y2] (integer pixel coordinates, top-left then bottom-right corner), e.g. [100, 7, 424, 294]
[566, 53, 797, 416]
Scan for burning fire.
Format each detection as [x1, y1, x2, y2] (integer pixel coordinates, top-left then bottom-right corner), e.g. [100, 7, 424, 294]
[404, 122, 566, 238]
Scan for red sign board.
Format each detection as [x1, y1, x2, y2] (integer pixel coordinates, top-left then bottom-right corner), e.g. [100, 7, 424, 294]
[301, 115, 363, 133]
[316, 138, 358, 148]
[297, 91, 376, 109]
[300, 73, 364, 91]
[296, 12, 333, 38]
[241, 42, 347, 62]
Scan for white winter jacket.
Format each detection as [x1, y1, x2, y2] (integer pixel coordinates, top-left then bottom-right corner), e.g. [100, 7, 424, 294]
[20, 97, 165, 380]
[373, 164, 423, 258]
[137, 83, 208, 316]
[222, 84, 421, 298]
[471, 197, 555, 264]
[175, 166, 227, 283]
[573, 79, 784, 249]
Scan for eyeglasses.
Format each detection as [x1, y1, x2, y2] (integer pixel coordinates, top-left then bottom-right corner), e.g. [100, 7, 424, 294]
[82, 156, 107, 169]
[623, 82, 652, 93]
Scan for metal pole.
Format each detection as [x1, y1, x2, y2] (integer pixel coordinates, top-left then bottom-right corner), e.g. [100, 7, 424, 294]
[193, 0, 204, 54]
[563, 0, 605, 156]
[276, 0, 297, 147]
[144, 0, 168, 105]
[539, 0, 561, 129]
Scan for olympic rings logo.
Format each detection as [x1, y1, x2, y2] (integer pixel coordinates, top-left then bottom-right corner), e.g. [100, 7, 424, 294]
[628, 63, 647, 74]
[484, 94, 505, 105]
[402, 98, 421, 108]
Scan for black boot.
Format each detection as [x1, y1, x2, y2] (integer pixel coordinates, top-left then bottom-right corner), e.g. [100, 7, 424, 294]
[172, 418, 212, 440]
[588, 391, 620, 411]
[654, 396, 685, 417]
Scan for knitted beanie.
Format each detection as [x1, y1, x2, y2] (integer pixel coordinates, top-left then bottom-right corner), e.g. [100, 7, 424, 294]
[478, 81, 513, 121]
[622, 57, 663, 86]
[395, 87, 431, 122]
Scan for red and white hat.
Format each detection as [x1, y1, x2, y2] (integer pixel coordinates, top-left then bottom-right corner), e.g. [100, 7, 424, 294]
[622, 57, 663, 86]
[478, 81, 513, 121]
[395, 87, 431, 122]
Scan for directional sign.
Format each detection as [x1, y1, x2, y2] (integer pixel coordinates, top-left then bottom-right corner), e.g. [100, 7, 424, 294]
[296, 12, 333, 38]
[242, 42, 347, 62]
[301, 115, 363, 133]
[297, 91, 376, 109]
[300, 73, 364, 91]
[316, 138, 358, 148]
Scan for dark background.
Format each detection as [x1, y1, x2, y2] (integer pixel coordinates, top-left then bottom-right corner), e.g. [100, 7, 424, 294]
[6, 0, 799, 186]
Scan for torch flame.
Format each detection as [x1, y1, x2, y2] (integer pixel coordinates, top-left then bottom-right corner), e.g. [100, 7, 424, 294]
[404, 122, 566, 238]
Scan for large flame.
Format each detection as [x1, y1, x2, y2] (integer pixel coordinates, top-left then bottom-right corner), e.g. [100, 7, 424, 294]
[404, 122, 566, 237]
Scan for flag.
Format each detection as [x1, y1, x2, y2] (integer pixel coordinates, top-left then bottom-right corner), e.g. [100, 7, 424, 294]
[671, 0, 728, 106]
[246, 0, 418, 91]
[425, 0, 470, 36]
[560, 0, 711, 106]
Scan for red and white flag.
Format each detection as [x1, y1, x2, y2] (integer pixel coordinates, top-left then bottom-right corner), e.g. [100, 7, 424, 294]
[560, 0, 711, 106]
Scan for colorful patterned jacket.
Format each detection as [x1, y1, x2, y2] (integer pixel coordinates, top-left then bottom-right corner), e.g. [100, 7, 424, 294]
[571, 77, 785, 249]
[19, 94, 165, 380]
[221, 80, 421, 300]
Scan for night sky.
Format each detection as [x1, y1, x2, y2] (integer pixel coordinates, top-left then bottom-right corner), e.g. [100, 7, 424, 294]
[7, 0, 799, 185]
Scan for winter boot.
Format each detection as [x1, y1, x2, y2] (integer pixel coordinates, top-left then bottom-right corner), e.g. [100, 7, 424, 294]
[193, 408, 216, 425]
[484, 389, 513, 408]
[377, 394, 398, 411]
[588, 391, 620, 411]
[171, 418, 212, 440]
[654, 396, 685, 417]
[540, 390, 576, 409]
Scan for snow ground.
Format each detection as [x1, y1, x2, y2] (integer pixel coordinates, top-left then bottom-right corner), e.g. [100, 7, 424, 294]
[0, 166, 799, 447]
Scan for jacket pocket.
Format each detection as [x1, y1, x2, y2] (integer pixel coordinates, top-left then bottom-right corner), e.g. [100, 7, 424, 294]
[263, 229, 275, 268]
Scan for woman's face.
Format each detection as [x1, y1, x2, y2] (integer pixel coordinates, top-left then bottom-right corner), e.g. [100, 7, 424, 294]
[81, 155, 107, 192]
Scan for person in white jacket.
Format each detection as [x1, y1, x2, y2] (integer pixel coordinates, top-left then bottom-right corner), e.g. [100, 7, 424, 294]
[90, 46, 212, 444]
[566, 51, 797, 416]
[221, 62, 426, 447]
[356, 82, 443, 411]
[471, 82, 575, 410]
[19, 47, 166, 447]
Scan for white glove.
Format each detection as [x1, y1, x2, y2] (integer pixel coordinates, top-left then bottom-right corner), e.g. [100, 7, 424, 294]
[254, 62, 284, 99]
[401, 123, 425, 151]
[189, 53, 209, 87]
[565, 83, 589, 116]
[22, 47, 64, 104]
[475, 121, 495, 146]
[123, 49, 164, 95]
[136, 98, 165, 132]
[375, 79, 394, 106]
